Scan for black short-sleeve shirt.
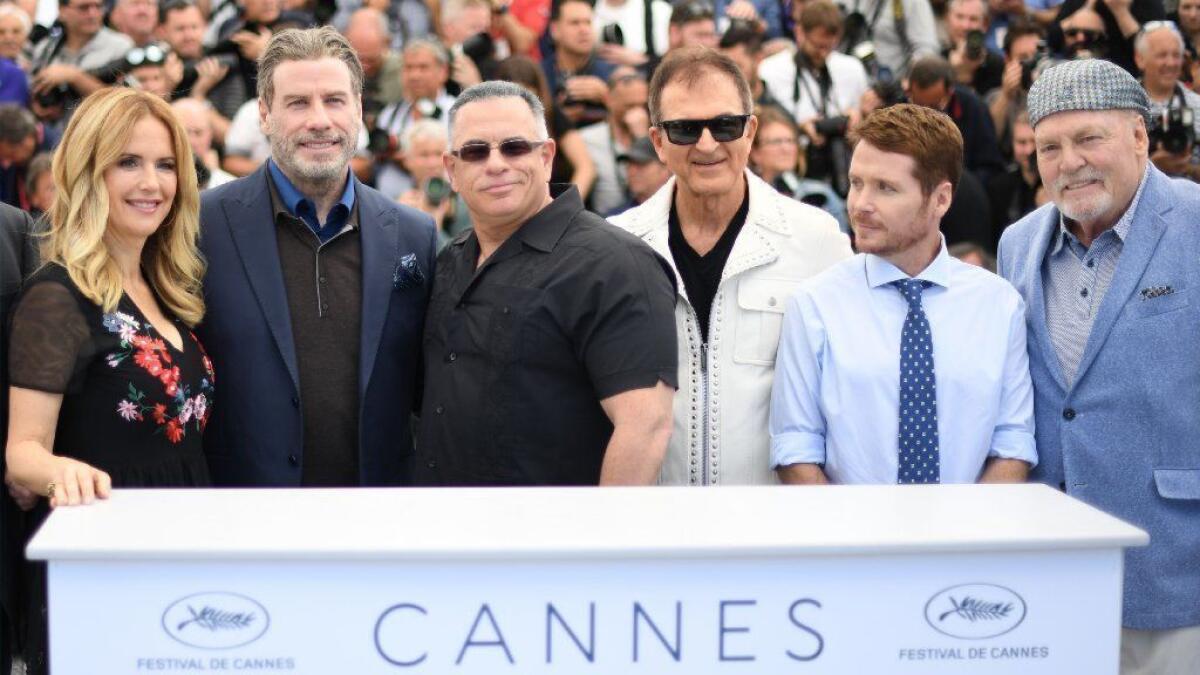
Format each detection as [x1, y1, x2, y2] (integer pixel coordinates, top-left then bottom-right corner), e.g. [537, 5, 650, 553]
[415, 185, 678, 486]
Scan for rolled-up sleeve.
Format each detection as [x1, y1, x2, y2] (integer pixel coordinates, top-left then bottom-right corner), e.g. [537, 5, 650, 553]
[769, 290, 829, 468]
[988, 295, 1038, 467]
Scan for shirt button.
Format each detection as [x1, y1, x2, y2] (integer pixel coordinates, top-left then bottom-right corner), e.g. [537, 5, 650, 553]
[767, 296, 777, 307]
[291, 396, 300, 408]
[435, 405, 444, 414]
[426, 459, 437, 469]
[321, 303, 330, 311]
[1086, 259, 1095, 268]
[1080, 288, 1089, 298]
[1063, 408, 1076, 421]
[319, 276, 327, 284]
[502, 306, 511, 314]
[288, 454, 299, 466]
[447, 352, 457, 362]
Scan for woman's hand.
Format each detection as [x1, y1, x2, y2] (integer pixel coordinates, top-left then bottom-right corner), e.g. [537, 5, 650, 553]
[42, 456, 112, 508]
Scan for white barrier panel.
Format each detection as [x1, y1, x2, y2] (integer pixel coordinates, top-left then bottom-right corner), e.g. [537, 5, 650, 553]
[28, 484, 1147, 674]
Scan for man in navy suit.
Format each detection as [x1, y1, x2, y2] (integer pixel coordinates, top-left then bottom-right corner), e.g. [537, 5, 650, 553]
[999, 59, 1200, 673]
[198, 27, 436, 487]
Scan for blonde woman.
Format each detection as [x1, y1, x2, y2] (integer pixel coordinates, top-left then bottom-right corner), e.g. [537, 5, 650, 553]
[5, 87, 212, 512]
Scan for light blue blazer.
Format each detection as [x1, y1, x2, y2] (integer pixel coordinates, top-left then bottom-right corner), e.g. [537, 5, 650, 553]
[997, 165, 1200, 630]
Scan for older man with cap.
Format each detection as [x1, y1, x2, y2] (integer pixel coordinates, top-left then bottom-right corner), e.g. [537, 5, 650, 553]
[997, 58, 1200, 674]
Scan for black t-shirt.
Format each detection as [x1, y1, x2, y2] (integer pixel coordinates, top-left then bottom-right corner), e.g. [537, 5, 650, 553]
[668, 188, 750, 344]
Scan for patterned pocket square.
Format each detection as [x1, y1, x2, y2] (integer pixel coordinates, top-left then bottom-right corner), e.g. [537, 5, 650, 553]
[1139, 285, 1175, 300]
[393, 252, 426, 290]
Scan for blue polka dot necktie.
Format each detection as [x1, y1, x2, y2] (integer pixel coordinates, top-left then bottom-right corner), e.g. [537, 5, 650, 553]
[892, 279, 940, 484]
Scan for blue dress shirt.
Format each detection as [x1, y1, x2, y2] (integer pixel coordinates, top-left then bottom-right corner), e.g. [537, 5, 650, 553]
[267, 159, 356, 243]
[769, 240, 1038, 484]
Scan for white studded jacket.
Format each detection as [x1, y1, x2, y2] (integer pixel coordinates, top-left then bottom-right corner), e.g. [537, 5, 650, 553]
[609, 170, 853, 484]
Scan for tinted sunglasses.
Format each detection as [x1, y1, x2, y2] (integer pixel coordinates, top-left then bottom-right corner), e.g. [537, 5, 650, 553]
[656, 114, 750, 145]
[450, 138, 545, 162]
[1063, 28, 1105, 42]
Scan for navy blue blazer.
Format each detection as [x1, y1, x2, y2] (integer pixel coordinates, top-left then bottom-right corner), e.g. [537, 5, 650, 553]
[197, 165, 436, 487]
[998, 165, 1200, 630]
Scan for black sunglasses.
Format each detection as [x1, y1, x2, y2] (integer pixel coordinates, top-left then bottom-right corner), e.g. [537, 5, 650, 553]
[1063, 28, 1105, 41]
[450, 138, 546, 163]
[656, 114, 750, 145]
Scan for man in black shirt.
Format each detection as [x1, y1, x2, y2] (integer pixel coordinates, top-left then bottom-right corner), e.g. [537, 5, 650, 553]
[416, 80, 677, 486]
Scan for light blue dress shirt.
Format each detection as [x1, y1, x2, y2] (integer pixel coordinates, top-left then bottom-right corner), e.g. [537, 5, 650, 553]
[769, 241, 1038, 484]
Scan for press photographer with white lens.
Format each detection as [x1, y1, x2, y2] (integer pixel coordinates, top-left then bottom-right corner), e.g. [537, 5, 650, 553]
[1134, 21, 1200, 181]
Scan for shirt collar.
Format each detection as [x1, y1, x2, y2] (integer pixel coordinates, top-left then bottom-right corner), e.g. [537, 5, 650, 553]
[514, 184, 584, 252]
[865, 236, 953, 289]
[1050, 163, 1149, 256]
[267, 159, 356, 222]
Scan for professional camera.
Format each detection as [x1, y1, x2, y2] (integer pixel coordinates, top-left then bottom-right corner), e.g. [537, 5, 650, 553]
[35, 83, 70, 109]
[849, 41, 894, 84]
[812, 115, 850, 137]
[181, 52, 239, 84]
[368, 128, 396, 157]
[601, 23, 624, 45]
[461, 32, 495, 67]
[1020, 41, 1050, 90]
[1148, 106, 1196, 155]
[423, 176, 451, 207]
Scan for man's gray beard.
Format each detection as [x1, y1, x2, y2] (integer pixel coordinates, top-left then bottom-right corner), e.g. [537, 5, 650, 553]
[267, 122, 358, 187]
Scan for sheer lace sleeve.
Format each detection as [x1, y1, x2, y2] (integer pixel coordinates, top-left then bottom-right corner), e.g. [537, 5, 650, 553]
[9, 279, 92, 394]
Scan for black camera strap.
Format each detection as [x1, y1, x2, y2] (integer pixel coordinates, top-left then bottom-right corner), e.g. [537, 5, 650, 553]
[643, 0, 657, 58]
[32, 25, 66, 73]
[792, 49, 836, 117]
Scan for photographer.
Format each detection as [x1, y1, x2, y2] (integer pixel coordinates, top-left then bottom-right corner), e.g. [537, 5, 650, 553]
[760, 0, 868, 195]
[394, 119, 470, 247]
[543, 0, 616, 127]
[374, 38, 457, 198]
[345, 8, 404, 128]
[1135, 21, 1200, 180]
[834, 0, 939, 78]
[593, 0, 672, 67]
[1050, 0, 1164, 74]
[29, 0, 133, 123]
[986, 18, 1043, 151]
[941, 0, 1004, 95]
[667, 0, 719, 51]
[212, 0, 314, 110]
[160, 0, 243, 124]
[109, 0, 159, 48]
[437, 0, 491, 88]
[987, 111, 1047, 246]
[581, 66, 649, 215]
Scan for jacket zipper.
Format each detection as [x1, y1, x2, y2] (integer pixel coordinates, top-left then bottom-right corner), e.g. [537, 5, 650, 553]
[700, 339, 710, 486]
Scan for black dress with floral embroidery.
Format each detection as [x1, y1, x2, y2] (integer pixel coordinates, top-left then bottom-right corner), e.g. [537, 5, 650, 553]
[9, 263, 214, 487]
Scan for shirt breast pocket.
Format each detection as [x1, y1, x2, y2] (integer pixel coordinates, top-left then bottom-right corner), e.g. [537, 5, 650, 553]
[485, 284, 548, 365]
[733, 277, 798, 366]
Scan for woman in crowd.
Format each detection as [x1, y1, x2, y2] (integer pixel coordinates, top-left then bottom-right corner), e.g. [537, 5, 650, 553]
[493, 55, 596, 200]
[749, 105, 849, 233]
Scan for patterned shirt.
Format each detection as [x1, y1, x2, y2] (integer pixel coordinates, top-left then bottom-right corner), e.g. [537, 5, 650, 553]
[1042, 165, 1149, 385]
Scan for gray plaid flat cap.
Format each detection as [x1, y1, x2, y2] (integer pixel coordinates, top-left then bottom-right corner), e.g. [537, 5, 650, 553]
[1026, 59, 1150, 127]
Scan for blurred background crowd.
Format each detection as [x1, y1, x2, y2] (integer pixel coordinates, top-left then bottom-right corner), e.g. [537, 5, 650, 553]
[0, 0, 1196, 258]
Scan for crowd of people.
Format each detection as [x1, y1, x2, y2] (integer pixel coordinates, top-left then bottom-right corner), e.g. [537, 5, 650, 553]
[0, 0, 1196, 672]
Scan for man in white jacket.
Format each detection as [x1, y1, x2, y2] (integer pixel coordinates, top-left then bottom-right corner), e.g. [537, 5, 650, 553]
[609, 46, 852, 485]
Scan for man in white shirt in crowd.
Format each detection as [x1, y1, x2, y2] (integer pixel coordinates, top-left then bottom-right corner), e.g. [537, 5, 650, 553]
[770, 103, 1036, 485]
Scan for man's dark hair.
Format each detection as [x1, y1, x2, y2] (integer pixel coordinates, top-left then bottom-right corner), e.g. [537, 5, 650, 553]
[670, 0, 715, 26]
[0, 105, 37, 144]
[718, 23, 763, 53]
[160, 0, 200, 25]
[1003, 18, 1044, 57]
[908, 55, 955, 89]
[648, 46, 751, 124]
[550, 0, 593, 21]
[25, 152, 53, 197]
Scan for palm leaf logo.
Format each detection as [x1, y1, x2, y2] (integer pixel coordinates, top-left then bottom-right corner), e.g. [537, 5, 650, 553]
[176, 605, 256, 632]
[938, 596, 1014, 623]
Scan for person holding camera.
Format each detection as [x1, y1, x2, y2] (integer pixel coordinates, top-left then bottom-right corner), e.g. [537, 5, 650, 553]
[834, 0, 939, 78]
[593, 0, 672, 67]
[544, 0, 616, 127]
[667, 0, 719, 51]
[942, 0, 1004, 95]
[110, 0, 159, 48]
[760, 0, 869, 195]
[908, 54, 1004, 183]
[28, 0, 133, 123]
[159, 0, 242, 130]
[580, 66, 650, 215]
[1051, 0, 1163, 74]
[394, 119, 470, 247]
[374, 37, 457, 198]
[1135, 21, 1200, 181]
[987, 110, 1048, 245]
[986, 18, 1043, 152]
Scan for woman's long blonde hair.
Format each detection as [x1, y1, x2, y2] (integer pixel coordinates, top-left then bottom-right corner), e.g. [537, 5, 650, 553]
[44, 87, 205, 326]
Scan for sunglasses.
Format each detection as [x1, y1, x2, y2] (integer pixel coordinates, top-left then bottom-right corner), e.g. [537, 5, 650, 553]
[656, 114, 750, 145]
[1063, 28, 1105, 41]
[450, 138, 546, 163]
